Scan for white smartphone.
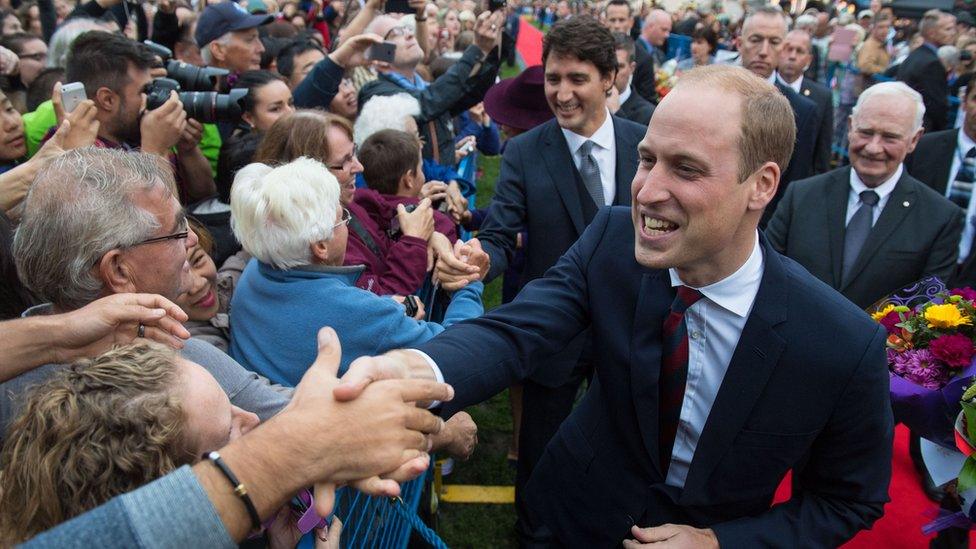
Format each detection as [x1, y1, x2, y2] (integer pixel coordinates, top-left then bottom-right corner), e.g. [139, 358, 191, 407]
[60, 82, 86, 114]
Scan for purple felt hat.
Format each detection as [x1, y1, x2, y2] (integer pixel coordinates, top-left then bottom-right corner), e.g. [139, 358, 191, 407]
[483, 65, 554, 132]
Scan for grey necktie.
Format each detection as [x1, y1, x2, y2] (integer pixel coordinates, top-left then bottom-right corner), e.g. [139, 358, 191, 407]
[842, 190, 880, 282]
[578, 140, 605, 207]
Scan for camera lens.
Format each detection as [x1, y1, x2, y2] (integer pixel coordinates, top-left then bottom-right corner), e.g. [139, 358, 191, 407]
[166, 60, 229, 91]
[177, 88, 248, 123]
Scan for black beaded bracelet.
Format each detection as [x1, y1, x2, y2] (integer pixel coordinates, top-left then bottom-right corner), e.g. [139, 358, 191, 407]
[205, 451, 262, 532]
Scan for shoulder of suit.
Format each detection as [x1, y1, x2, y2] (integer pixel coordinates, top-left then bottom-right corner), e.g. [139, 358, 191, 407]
[787, 168, 844, 196]
[508, 119, 558, 149]
[612, 115, 648, 140]
[902, 171, 963, 210]
[918, 128, 957, 146]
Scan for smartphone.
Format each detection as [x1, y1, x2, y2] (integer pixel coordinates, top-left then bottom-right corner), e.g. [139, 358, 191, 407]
[403, 295, 419, 318]
[385, 0, 411, 13]
[60, 82, 87, 114]
[487, 0, 505, 11]
[367, 41, 396, 63]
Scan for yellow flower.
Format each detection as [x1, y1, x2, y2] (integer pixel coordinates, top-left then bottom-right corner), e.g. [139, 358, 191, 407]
[872, 304, 896, 322]
[924, 304, 973, 329]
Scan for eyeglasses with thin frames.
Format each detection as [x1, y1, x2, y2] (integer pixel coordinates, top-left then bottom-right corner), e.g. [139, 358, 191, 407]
[384, 25, 408, 40]
[334, 207, 352, 229]
[131, 218, 190, 247]
[327, 144, 359, 172]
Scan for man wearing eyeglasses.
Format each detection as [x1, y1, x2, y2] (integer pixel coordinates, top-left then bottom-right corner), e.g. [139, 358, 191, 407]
[359, 11, 503, 164]
[0, 148, 291, 440]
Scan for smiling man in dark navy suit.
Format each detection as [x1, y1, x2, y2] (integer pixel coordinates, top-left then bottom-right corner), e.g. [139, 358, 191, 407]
[337, 65, 893, 547]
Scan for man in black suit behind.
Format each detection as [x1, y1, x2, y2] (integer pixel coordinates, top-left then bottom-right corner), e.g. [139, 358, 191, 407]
[767, 81, 963, 309]
[778, 29, 833, 173]
[340, 65, 892, 547]
[633, 8, 671, 103]
[907, 82, 976, 287]
[736, 6, 822, 224]
[603, 0, 657, 105]
[612, 33, 655, 126]
[434, 16, 647, 546]
[897, 9, 957, 131]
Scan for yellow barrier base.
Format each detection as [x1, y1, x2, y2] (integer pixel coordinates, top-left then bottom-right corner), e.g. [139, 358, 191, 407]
[440, 485, 515, 504]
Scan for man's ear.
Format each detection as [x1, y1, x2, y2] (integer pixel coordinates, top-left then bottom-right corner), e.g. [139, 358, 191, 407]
[209, 41, 226, 64]
[747, 161, 781, 212]
[310, 240, 329, 262]
[93, 86, 118, 113]
[398, 170, 415, 194]
[97, 249, 138, 294]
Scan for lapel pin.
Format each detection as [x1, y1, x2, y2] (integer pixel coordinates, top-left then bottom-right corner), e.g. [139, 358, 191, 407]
[803, 89, 810, 96]
[903, 201, 910, 207]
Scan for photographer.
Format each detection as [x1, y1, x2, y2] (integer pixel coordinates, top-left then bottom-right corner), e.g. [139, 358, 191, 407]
[60, 31, 215, 203]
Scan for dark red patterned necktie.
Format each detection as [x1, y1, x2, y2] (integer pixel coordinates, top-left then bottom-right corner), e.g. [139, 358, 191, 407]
[659, 285, 704, 475]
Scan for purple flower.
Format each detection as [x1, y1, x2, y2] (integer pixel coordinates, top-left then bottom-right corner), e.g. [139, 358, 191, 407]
[952, 287, 976, 302]
[889, 349, 952, 390]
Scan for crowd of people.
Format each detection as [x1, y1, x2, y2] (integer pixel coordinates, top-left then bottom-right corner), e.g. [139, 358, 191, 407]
[0, 0, 973, 545]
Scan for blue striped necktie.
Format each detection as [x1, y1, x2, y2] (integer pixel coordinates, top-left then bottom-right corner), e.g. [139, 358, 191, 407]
[950, 147, 976, 210]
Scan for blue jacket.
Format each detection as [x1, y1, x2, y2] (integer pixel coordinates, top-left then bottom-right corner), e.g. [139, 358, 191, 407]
[229, 261, 483, 385]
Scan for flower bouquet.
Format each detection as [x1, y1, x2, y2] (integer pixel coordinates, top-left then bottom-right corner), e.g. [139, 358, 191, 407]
[870, 278, 976, 448]
[654, 59, 678, 98]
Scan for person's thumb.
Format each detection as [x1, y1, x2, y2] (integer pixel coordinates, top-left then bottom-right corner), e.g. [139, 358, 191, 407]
[308, 327, 343, 380]
[49, 119, 71, 147]
[313, 482, 336, 517]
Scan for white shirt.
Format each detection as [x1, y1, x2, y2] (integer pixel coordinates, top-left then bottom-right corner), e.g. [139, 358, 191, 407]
[664, 232, 764, 488]
[560, 109, 618, 205]
[846, 165, 902, 226]
[947, 128, 976, 261]
[776, 71, 803, 94]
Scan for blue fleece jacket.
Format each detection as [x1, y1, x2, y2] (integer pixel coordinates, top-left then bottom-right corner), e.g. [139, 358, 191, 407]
[229, 261, 484, 386]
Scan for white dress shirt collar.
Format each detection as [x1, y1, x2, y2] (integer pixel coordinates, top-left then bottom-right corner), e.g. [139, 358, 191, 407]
[776, 71, 803, 94]
[960, 126, 976, 156]
[561, 108, 615, 154]
[668, 231, 764, 318]
[850, 164, 902, 201]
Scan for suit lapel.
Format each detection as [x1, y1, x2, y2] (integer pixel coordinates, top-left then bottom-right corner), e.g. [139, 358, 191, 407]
[934, 132, 957, 195]
[629, 271, 673, 478]
[826, 168, 850, 288]
[613, 116, 638, 207]
[841, 174, 916, 290]
[679, 237, 788, 502]
[540, 121, 587, 234]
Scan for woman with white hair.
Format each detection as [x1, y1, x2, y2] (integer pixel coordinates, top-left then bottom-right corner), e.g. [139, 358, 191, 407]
[227, 157, 485, 385]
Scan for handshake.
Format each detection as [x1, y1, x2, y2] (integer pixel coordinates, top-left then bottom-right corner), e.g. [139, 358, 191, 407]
[199, 328, 462, 541]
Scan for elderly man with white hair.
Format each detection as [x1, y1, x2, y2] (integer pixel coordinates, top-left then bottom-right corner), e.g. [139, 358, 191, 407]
[228, 157, 485, 386]
[767, 81, 964, 309]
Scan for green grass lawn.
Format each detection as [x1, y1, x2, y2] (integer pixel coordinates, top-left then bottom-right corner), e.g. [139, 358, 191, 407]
[436, 154, 519, 548]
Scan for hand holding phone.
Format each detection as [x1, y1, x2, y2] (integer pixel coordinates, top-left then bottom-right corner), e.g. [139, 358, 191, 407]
[367, 41, 396, 63]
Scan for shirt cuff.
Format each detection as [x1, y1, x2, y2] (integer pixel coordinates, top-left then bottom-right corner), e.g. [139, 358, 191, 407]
[405, 348, 445, 409]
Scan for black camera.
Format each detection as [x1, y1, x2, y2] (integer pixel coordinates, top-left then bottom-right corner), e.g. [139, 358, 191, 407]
[145, 78, 248, 124]
[144, 40, 228, 91]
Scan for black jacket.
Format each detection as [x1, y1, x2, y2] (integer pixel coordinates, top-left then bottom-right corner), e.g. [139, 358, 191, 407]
[358, 45, 500, 163]
[616, 87, 654, 126]
[897, 45, 949, 131]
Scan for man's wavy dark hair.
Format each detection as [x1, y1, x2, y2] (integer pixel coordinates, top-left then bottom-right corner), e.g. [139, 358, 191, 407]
[542, 15, 617, 79]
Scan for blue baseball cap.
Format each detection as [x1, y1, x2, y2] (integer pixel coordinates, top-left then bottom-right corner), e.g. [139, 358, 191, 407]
[195, 1, 273, 48]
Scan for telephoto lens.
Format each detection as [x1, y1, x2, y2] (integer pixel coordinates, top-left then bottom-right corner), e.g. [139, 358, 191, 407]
[144, 78, 249, 124]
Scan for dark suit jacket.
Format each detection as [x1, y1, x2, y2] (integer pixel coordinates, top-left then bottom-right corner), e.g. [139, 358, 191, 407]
[633, 44, 659, 104]
[617, 86, 655, 126]
[419, 208, 892, 546]
[799, 76, 833, 174]
[763, 80, 820, 226]
[765, 166, 964, 309]
[905, 128, 957, 194]
[897, 44, 949, 131]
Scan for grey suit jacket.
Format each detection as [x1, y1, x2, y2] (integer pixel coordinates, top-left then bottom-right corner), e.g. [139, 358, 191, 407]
[765, 166, 964, 309]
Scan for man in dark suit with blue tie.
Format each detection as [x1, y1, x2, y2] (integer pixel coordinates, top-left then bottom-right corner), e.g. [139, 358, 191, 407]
[434, 16, 646, 545]
[736, 6, 822, 225]
[340, 65, 893, 547]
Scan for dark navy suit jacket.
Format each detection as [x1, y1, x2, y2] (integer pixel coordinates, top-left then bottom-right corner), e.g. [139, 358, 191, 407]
[764, 80, 820, 226]
[476, 115, 645, 385]
[419, 208, 893, 547]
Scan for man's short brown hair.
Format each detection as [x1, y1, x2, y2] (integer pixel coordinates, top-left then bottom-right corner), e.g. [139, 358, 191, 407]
[672, 65, 796, 182]
[359, 129, 422, 195]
